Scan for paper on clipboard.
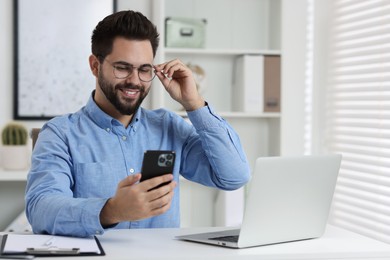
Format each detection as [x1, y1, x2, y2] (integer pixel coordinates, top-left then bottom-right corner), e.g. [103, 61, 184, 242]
[2, 234, 101, 255]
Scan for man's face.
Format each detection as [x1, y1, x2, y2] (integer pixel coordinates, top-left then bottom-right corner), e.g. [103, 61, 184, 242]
[98, 38, 154, 116]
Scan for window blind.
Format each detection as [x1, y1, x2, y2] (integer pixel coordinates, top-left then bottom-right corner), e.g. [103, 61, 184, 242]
[304, 0, 314, 155]
[325, 0, 390, 243]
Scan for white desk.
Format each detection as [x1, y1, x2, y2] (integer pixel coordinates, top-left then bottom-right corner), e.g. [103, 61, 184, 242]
[2, 225, 390, 260]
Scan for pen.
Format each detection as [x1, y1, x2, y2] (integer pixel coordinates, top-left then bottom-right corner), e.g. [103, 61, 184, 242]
[42, 236, 56, 246]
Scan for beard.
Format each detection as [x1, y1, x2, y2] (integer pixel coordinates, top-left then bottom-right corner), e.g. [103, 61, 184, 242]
[98, 69, 149, 116]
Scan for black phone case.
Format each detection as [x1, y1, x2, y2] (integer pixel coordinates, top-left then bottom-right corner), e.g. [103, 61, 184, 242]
[140, 150, 175, 186]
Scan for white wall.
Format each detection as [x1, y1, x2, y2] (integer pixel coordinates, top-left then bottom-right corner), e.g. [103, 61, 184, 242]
[312, 0, 331, 154]
[280, 0, 331, 156]
[0, 0, 47, 140]
[0, 0, 14, 128]
[280, 0, 308, 156]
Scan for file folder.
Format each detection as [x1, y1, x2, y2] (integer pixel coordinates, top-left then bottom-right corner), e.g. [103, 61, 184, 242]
[233, 54, 281, 113]
[233, 55, 264, 113]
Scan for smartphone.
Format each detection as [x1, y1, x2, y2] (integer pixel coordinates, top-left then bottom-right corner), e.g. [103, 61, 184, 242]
[140, 150, 176, 190]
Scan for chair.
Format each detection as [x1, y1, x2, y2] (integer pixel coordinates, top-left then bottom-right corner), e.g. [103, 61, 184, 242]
[30, 128, 41, 150]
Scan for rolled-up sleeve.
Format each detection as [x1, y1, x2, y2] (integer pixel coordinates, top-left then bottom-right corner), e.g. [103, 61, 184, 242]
[181, 103, 251, 190]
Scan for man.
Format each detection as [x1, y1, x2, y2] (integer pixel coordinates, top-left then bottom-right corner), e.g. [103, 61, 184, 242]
[26, 10, 250, 237]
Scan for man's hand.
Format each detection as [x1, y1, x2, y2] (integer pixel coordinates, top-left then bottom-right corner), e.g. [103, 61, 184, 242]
[154, 59, 205, 111]
[100, 173, 176, 227]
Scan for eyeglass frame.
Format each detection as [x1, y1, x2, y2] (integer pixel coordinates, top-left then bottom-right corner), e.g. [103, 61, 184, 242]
[103, 58, 156, 82]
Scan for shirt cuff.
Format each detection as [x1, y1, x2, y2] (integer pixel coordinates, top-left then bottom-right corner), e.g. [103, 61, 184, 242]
[81, 198, 109, 236]
[186, 102, 224, 130]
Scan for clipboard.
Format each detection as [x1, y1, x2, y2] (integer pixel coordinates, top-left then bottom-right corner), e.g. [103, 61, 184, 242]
[0, 234, 105, 257]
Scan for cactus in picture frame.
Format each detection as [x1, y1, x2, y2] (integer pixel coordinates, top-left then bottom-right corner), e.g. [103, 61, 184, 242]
[1, 122, 28, 145]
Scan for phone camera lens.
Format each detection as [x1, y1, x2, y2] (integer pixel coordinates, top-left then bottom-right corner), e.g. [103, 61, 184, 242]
[159, 157, 166, 163]
[166, 154, 173, 160]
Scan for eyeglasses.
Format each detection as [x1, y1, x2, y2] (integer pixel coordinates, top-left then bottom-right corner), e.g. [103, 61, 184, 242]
[105, 59, 156, 82]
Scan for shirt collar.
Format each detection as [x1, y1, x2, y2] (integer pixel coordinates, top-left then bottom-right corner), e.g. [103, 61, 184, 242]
[85, 91, 142, 131]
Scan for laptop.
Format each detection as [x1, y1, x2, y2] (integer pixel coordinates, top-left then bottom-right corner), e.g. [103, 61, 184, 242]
[176, 154, 342, 248]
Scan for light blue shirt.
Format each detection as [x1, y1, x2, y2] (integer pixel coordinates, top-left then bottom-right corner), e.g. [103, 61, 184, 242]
[25, 92, 250, 237]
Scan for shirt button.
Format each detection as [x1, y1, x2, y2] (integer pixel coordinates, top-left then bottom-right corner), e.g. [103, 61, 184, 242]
[129, 168, 135, 173]
[122, 136, 127, 141]
[106, 128, 110, 132]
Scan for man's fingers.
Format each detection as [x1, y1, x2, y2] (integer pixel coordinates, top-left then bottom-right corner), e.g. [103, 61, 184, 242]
[150, 193, 174, 216]
[118, 173, 141, 188]
[155, 70, 172, 88]
[154, 59, 186, 78]
[104, 173, 176, 223]
[148, 181, 176, 200]
[142, 173, 174, 191]
[151, 202, 172, 217]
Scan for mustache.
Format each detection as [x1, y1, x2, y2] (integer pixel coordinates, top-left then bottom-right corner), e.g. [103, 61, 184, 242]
[115, 83, 144, 91]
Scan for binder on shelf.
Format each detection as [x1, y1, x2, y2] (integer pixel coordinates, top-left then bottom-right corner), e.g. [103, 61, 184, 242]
[0, 233, 105, 257]
[233, 55, 264, 113]
[232, 55, 280, 113]
[263, 55, 281, 112]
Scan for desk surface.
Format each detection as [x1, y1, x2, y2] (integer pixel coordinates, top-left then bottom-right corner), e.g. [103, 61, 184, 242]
[2, 225, 390, 260]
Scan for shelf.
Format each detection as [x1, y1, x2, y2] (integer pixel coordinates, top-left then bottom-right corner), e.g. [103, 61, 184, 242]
[219, 112, 281, 118]
[165, 48, 281, 56]
[0, 169, 28, 181]
[175, 111, 280, 119]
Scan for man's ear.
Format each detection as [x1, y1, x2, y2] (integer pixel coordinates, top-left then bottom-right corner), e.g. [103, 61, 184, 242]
[89, 55, 100, 77]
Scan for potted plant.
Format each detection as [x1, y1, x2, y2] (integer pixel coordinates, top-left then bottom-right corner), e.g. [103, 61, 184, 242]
[1, 122, 29, 170]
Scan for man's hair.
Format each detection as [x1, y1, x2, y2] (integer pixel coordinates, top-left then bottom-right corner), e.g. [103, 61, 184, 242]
[91, 10, 160, 61]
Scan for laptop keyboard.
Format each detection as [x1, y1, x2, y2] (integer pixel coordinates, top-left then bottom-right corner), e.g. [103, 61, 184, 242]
[208, 235, 239, 243]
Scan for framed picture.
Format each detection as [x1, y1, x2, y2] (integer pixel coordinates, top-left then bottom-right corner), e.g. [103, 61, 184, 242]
[14, 0, 116, 120]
